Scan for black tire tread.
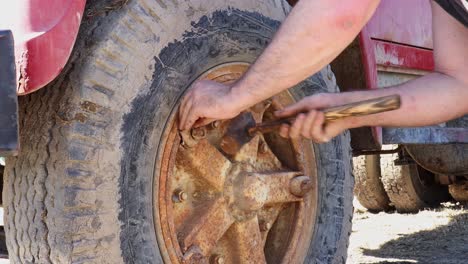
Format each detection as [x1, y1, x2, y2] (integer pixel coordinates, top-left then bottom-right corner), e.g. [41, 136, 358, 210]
[380, 152, 448, 213]
[353, 155, 391, 212]
[449, 182, 468, 202]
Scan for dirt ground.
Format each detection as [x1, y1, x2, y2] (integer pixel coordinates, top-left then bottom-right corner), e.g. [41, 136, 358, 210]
[348, 200, 468, 264]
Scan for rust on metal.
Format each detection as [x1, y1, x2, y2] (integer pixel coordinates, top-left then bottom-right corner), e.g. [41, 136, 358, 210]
[191, 127, 207, 139]
[210, 255, 225, 264]
[219, 112, 256, 156]
[157, 63, 319, 264]
[289, 176, 313, 197]
[173, 189, 188, 203]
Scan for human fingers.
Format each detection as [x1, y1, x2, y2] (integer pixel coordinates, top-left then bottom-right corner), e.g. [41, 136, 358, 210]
[279, 124, 290, 138]
[279, 123, 290, 138]
[323, 120, 349, 141]
[179, 99, 194, 130]
[193, 118, 216, 128]
[310, 112, 329, 143]
[178, 90, 193, 129]
[289, 113, 306, 139]
[275, 99, 309, 118]
[301, 110, 318, 139]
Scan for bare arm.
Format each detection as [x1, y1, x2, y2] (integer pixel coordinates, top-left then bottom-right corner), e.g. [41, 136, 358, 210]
[278, 2, 468, 141]
[230, 0, 381, 109]
[179, 0, 380, 130]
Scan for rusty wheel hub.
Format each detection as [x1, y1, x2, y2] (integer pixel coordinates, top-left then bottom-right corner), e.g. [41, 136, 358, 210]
[156, 63, 318, 264]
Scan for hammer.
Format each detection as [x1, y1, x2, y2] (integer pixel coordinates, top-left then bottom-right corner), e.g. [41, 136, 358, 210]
[221, 94, 400, 155]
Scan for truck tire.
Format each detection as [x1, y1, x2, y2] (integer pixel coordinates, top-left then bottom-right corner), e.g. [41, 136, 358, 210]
[381, 152, 449, 213]
[3, 1, 353, 263]
[353, 155, 391, 212]
[449, 182, 468, 203]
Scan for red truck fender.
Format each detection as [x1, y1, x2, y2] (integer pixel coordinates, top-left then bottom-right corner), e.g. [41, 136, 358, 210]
[0, 0, 86, 95]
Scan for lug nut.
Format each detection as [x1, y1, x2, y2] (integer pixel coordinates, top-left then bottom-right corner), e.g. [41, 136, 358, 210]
[211, 255, 225, 264]
[173, 189, 188, 203]
[259, 220, 271, 232]
[212, 120, 221, 128]
[290, 176, 313, 197]
[191, 127, 206, 139]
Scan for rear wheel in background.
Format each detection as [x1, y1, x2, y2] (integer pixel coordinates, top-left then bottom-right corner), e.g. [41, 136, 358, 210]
[3, 1, 354, 263]
[449, 182, 468, 203]
[353, 155, 392, 212]
[381, 151, 450, 213]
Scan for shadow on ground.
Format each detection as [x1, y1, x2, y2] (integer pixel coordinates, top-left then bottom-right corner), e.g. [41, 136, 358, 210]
[362, 210, 468, 264]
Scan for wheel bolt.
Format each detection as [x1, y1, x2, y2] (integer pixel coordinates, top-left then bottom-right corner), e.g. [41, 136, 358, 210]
[259, 141, 268, 154]
[211, 255, 225, 264]
[212, 120, 221, 128]
[191, 127, 206, 139]
[173, 189, 188, 203]
[259, 220, 271, 232]
[290, 176, 313, 197]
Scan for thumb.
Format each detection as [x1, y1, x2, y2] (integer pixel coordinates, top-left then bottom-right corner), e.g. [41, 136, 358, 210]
[193, 118, 216, 128]
[323, 119, 350, 140]
[275, 99, 310, 118]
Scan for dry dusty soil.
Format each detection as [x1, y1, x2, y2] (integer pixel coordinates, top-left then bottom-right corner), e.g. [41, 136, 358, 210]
[348, 200, 468, 264]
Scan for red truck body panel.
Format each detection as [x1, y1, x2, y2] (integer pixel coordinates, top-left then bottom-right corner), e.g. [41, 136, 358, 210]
[0, 0, 86, 95]
[359, 0, 434, 144]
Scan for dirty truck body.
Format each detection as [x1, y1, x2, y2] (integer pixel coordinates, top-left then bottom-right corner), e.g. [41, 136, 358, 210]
[0, 0, 466, 263]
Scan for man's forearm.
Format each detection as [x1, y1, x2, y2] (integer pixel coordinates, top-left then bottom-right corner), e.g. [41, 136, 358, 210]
[335, 72, 468, 128]
[229, 0, 380, 109]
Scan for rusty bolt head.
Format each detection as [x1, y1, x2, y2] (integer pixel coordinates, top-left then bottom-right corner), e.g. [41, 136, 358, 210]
[259, 220, 272, 232]
[183, 246, 205, 264]
[290, 176, 313, 197]
[211, 255, 225, 264]
[212, 120, 221, 129]
[173, 189, 188, 203]
[259, 141, 268, 154]
[191, 127, 206, 139]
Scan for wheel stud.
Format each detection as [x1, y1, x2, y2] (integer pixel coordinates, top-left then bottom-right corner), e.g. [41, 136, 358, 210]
[259, 220, 271, 232]
[173, 189, 188, 203]
[211, 255, 225, 264]
[290, 176, 313, 197]
[191, 127, 206, 139]
[211, 120, 221, 128]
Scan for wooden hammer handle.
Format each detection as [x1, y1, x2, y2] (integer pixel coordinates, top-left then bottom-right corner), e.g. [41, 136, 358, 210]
[250, 95, 400, 134]
[323, 94, 401, 121]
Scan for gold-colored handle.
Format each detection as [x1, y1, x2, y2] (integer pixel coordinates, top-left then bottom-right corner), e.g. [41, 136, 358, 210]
[323, 94, 401, 121]
[250, 95, 401, 134]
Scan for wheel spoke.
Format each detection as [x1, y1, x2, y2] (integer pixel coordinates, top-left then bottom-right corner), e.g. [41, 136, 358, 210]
[234, 134, 260, 163]
[178, 139, 231, 191]
[228, 216, 267, 264]
[258, 205, 284, 246]
[251, 171, 309, 205]
[255, 139, 283, 171]
[181, 197, 234, 256]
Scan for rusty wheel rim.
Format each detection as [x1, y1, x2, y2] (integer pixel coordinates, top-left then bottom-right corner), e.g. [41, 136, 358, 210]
[156, 63, 318, 264]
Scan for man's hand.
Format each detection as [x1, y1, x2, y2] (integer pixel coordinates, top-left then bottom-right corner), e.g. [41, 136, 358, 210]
[276, 93, 355, 143]
[178, 80, 246, 130]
